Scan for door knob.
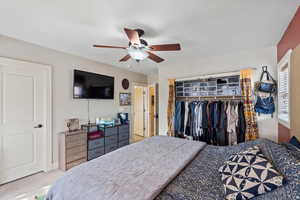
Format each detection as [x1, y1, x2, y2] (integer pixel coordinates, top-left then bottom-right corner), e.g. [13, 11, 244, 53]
[34, 124, 43, 128]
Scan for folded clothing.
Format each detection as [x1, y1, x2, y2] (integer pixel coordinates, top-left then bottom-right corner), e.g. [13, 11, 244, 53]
[219, 146, 284, 200]
[88, 131, 104, 140]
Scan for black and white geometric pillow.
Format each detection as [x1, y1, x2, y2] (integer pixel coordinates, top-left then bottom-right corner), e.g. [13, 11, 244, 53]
[219, 146, 284, 200]
[218, 146, 262, 174]
[227, 146, 263, 163]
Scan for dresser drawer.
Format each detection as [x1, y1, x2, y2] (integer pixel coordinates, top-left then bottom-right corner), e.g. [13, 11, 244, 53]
[66, 134, 87, 149]
[88, 147, 105, 160]
[119, 125, 129, 133]
[66, 133, 86, 143]
[66, 151, 86, 163]
[119, 132, 129, 141]
[119, 127, 129, 135]
[88, 138, 104, 150]
[105, 135, 118, 146]
[105, 127, 118, 136]
[66, 139, 86, 149]
[105, 143, 118, 153]
[119, 140, 130, 148]
[66, 158, 86, 170]
[66, 145, 86, 158]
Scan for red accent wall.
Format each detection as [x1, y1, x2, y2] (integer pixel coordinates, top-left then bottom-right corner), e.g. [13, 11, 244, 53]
[277, 6, 300, 142]
[278, 123, 291, 143]
[277, 7, 300, 62]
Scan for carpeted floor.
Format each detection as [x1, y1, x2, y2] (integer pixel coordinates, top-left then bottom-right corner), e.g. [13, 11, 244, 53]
[35, 196, 45, 200]
[0, 170, 64, 200]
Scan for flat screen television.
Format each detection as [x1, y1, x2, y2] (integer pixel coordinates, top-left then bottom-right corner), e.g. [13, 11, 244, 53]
[73, 70, 114, 99]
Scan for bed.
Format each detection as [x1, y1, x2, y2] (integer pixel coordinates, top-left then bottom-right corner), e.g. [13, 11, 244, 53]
[46, 137, 300, 200]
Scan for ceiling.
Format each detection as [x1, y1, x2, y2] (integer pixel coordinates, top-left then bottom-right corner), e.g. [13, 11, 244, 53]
[0, 0, 298, 74]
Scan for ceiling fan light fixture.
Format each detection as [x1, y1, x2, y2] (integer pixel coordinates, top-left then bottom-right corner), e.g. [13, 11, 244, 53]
[127, 47, 149, 61]
[93, 28, 181, 63]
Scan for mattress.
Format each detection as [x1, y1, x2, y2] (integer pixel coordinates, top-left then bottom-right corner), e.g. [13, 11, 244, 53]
[47, 137, 300, 200]
[46, 136, 206, 200]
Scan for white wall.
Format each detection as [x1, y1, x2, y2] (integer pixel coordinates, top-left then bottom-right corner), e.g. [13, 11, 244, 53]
[0, 35, 147, 166]
[147, 73, 158, 85]
[159, 46, 278, 142]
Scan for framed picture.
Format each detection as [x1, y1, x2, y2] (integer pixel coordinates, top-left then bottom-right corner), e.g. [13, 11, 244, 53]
[119, 93, 131, 106]
[66, 118, 80, 132]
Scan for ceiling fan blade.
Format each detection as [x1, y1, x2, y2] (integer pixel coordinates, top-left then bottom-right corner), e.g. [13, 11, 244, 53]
[119, 54, 131, 62]
[124, 28, 140, 45]
[150, 43, 181, 51]
[147, 52, 164, 63]
[93, 45, 127, 49]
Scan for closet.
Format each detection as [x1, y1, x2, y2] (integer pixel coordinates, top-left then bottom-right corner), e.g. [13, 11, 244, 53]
[174, 75, 247, 146]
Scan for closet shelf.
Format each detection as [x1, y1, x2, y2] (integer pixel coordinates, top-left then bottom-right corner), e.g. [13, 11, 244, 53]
[176, 96, 243, 101]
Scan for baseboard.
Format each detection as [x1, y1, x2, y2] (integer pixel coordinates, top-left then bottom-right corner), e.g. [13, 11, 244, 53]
[45, 162, 59, 172]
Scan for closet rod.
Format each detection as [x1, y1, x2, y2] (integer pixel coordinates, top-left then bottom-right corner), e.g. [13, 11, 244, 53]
[176, 96, 243, 102]
[175, 68, 257, 82]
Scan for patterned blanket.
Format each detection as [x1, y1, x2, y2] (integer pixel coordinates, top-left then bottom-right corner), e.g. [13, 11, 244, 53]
[156, 139, 300, 200]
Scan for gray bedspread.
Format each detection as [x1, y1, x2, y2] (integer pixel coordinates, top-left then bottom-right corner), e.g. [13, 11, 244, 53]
[156, 139, 300, 200]
[46, 136, 205, 200]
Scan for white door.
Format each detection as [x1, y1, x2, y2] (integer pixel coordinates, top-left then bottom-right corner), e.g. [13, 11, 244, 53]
[134, 87, 145, 137]
[0, 58, 47, 184]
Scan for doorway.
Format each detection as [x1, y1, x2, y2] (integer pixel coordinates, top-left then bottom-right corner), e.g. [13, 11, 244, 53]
[0, 57, 52, 184]
[148, 84, 158, 137]
[132, 85, 147, 143]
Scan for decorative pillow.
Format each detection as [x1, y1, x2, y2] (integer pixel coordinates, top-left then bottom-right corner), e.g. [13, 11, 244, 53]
[226, 146, 262, 161]
[289, 136, 300, 150]
[218, 146, 263, 173]
[219, 146, 284, 200]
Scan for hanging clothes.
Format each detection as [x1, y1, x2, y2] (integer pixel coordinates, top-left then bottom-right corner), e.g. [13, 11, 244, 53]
[183, 101, 189, 134]
[194, 102, 201, 140]
[185, 102, 195, 138]
[174, 101, 182, 134]
[237, 102, 246, 143]
[208, 102, 215, 144]
[180, 101, 185, 134]
[217, 101, 228, 146]
[189, 102, 199, 140]
[200, 101, 209, 143]
[174, 101, 185, 137]
[174, 99, 247, 146]
[226, 102, 238, 145]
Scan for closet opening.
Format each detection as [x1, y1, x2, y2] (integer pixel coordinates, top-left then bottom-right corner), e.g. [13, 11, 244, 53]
[174, 74, 248, 146]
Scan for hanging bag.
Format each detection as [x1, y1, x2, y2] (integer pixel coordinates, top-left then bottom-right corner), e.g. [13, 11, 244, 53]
[255, 66, 277, 94]
[254, 66, 276, 117]
[254, 96, 275, 116]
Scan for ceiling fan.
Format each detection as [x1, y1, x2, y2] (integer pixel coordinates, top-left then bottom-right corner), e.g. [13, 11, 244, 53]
[93, 28, 181, 63]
